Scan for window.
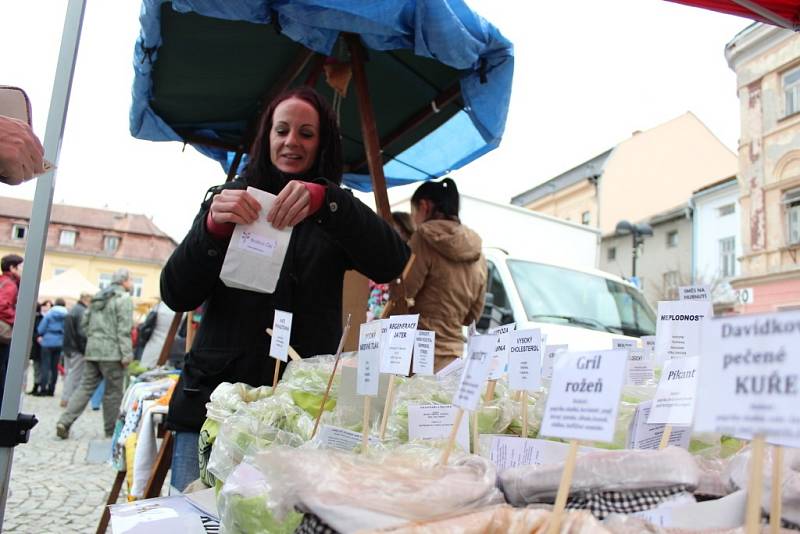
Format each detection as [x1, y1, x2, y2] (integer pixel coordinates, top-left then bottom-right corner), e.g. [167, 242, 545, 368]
[719, 236, 736, 278]
[786, 188, 800, 245]
[718, 203, 735, 217]
[11, 224, 26, 241]
[607, 247, 617, 261]
[784, 67, 800, 116]
[98, 273, 112, 290]
[132, 277, 144, 298]
[581, 211, 591, 225]
[666, 230, 678, 248]
[104, 235, 120, 253]
[59, 229, 76, 247]
[53, 268, 66, 277]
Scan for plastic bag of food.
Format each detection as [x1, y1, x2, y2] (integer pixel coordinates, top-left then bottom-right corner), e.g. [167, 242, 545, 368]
[273, 354, 339, 418]
[205, 382, 272, 423]
[506, 389, 545, 438]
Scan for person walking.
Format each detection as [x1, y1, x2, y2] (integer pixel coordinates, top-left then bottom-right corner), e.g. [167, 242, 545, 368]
[0, 254, 23, 409]
[60, 292, 91, 407]
[36, 297, 67, 396]
[56, 269, 133, 439]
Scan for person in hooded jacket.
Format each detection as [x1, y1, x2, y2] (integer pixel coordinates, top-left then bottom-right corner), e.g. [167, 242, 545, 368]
[37, 297, 68, 396]
[160, 86, 409, 491]
[397, 178, 487, 372]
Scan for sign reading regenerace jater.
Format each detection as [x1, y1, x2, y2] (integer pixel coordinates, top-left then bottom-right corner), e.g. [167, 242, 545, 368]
[540, 350, 627, 443]
[379, 314, 419, 375]
[694, 311, 800, 447]
[655, 300, 712, 363]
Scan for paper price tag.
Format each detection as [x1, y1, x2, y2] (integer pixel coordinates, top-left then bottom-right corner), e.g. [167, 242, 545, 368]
[679, 285, 710, 301]
[487, 323, 515, 380]
[318, 425, 379, 451]
[357, 321, 382, 396]
[647, 356, 699, 426]
[694, 311, 800, 446]
[612, 338, 637, 350]
[626, 348, 654, 385]
[655, 300, 712, 363]
[508, 329, 542, 391]
[412, 330, 435, 376]
[453, 334, 496, 411]
[269, 310, 293, 362]
[540, 350, 627, 443]
[379, 314, 419, 375]
[630, 400, 691, 450]
[641, 335, 656, 359]
[541, 344, 568, 381]
[408, 403, 469, 452]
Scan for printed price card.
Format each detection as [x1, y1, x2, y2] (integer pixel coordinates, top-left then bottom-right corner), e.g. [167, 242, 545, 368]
[679, 285, 711, 301]
[641, 336, 656, 359]
[357, 321, 382, 396]
[453, 334, 497, 411]
[487, 323, 515, 380]
[412, 330, 435, 376]
[540, 350, 627, 443]
[694, 311, 800, 447]
[379, 314, 419, 375]
[626, 348, 654, 386]
[655, 300, 712, 363]
[269, 310, 293, 362]
[612, 338, 637, 350]
[318, 425, 378, 451]
[541, 344, 568, 381]
[408, 403, 469, 452]
[489, 436, 588, 473]
[647, 356, 699, 426]
[630, 400, 691, 450]
[508, 329, 542, 391]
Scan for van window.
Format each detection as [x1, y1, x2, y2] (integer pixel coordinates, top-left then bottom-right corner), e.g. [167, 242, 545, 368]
[486, 262, 508, 310]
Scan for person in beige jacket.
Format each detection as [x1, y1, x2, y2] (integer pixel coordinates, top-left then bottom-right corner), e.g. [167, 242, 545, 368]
[397, 178, 487, 371]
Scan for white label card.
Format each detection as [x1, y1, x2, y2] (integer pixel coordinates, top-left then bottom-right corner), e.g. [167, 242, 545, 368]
[412, 330, 435, 376]
[357, 321, 382, 396]
[694, 312, 800, 447]
[318, 425, 378, 451]
[541, 344, 568, 381]
[453, 334, 497, 411]
[487, 323, 515, 380]
[379, 314, 419, 375]
[540, 350, 627, 443]
[679, 285, 711, 302]
[647, 356, 699, 426]
[436, 357, 464, 380]
[641, 336, 656, 359]
[612, 338, 637, 350]
[655, 300, 712, 363]
[626, 348, 654, 385]
[630, 400, 691, 450]
[269, 310, 293, 362]
[488, 436, 589, 473]
[507, 329, 542, 391]
[408, 403, 469, 452]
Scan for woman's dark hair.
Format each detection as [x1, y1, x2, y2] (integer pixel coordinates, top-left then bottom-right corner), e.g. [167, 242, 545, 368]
[391, 212, 415, 242]
[55, 298, 66, 307]
[1, 254, 23, 273]
[411, 178, 460, 221]
[37, 300, 52, 313]
[245, 86, 343, 189]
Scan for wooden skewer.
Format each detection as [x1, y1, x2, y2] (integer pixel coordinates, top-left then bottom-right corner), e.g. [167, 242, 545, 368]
[272, 359, 281, 389]
[484, 379, 497, 402]
[438, 407, 464, 465]
[266, 328, 301, 362]
[547, 440, 580, 534]
[770, 445, 784, 534]
[362, 396, 372, 451]
[659, 425, 673, 450]
[471, 411, 479, 454]
[746, 435, 767, 534]
[521, 390, 529, 438]
[379, 375, 397, 440]
[311, 314, 352, 439]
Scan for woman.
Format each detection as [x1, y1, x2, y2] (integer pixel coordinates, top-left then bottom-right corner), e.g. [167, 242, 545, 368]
[161, 87, 409, 491]
[399, 178, 487, 371]
[37, 297, 67, 396]
[28, 300, 51, 396]
[367, 212, 415, 321]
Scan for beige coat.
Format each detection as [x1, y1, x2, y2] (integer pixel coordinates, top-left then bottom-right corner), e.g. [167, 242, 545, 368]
[397, 219, 487, 370]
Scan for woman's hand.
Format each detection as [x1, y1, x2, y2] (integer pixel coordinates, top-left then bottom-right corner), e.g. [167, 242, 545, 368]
[209, 189, 262, 226]
[268, 180, 312, 230]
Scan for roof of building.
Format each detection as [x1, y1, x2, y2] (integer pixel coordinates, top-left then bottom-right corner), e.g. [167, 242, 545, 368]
[0, 196, 174, 241]
[692, 175, 738, 196]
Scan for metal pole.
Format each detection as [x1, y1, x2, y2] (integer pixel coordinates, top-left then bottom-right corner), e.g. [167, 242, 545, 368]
[0, 0, 87, 526]
[631, 233, 637, 278]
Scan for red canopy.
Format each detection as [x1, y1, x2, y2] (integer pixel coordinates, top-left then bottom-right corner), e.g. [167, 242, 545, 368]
[667, 0, 800, 29]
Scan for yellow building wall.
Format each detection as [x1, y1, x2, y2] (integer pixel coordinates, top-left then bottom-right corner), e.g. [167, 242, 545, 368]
[525, 180, 598, 226]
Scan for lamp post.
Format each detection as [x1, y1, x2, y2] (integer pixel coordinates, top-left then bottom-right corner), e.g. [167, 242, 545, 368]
[615, 220, 654, 279]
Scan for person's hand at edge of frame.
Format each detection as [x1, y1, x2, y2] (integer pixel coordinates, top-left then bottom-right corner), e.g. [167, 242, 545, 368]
[0, 116, 45, 185]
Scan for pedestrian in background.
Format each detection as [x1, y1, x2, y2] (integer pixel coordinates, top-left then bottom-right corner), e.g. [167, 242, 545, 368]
[60, 292, 91, 408]
[0, 253, 23, 409]
[37, 297, 67, 397]
[28, 300, 51, 396]
[56, 268, 133, 439]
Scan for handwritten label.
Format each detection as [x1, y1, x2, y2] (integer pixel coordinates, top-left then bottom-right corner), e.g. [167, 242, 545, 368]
[647, 356, 699, 426]
[540, 350, 627, 442]
[453, 334, 496, 411]
[630, 400, 691, 450]
[318, 425, 378, 451]
[237, 230, 278, 257]
[412, 330, 435, 376]
[357, 321, 382, 396]
[626, 348, 654, 385]
[379, 314, 419, 375]
[408, 403, 469, 452]
[679, 285, 711, 302]
[268, 310, 292, 362]
[655, 300, 712, 364]
[694, 312, 800, 446]
[487, 323, 515, 380]
[508, 329, 542, 391]
[541, 344, 568, 381]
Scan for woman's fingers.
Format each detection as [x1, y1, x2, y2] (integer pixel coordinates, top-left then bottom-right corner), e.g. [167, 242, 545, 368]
[268, 181, 310, 229]
[211, 189, 262, 225]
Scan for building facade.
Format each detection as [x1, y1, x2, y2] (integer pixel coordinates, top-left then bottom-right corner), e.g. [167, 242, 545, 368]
[0, 197, 176, 310]
[725, 24, 800, 312]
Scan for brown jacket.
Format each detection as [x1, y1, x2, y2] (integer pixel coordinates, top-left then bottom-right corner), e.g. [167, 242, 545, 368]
[397, 219, 487, 368]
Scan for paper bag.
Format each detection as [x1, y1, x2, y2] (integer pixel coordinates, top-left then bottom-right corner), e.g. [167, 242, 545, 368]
[219, 187, 292, 294]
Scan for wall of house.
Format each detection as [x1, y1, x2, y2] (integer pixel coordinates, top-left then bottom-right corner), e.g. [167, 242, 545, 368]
[524, 179, 598, 226]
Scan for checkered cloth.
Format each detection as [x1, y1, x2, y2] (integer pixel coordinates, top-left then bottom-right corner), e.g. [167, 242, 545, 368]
[565, 484, 693, 519]
[294, 513, 338, 534]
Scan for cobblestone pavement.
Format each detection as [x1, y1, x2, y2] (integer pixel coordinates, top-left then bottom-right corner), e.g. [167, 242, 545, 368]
[4, 374, 126, 533]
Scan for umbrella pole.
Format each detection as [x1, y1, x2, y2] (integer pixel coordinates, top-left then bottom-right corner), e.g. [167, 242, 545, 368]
[345, 34, 392, 222]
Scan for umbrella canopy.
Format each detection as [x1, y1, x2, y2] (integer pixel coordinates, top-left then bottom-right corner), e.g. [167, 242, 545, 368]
[667, 0, 800, 29]
[130, 1, 514, 193]
[38, 269, 99, 302]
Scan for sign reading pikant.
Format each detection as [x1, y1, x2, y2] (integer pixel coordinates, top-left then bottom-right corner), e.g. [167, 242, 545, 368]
[694, 311, 800, 447]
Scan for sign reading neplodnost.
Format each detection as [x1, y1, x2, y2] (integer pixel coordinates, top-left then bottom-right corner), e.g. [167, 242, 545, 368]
[540, 350, 627, 443]
[655, 300, 712, 362]
[694, 311, 800, 447]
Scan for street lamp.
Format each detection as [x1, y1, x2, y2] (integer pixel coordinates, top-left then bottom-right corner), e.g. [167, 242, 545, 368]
[615, 220, 654, 278]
